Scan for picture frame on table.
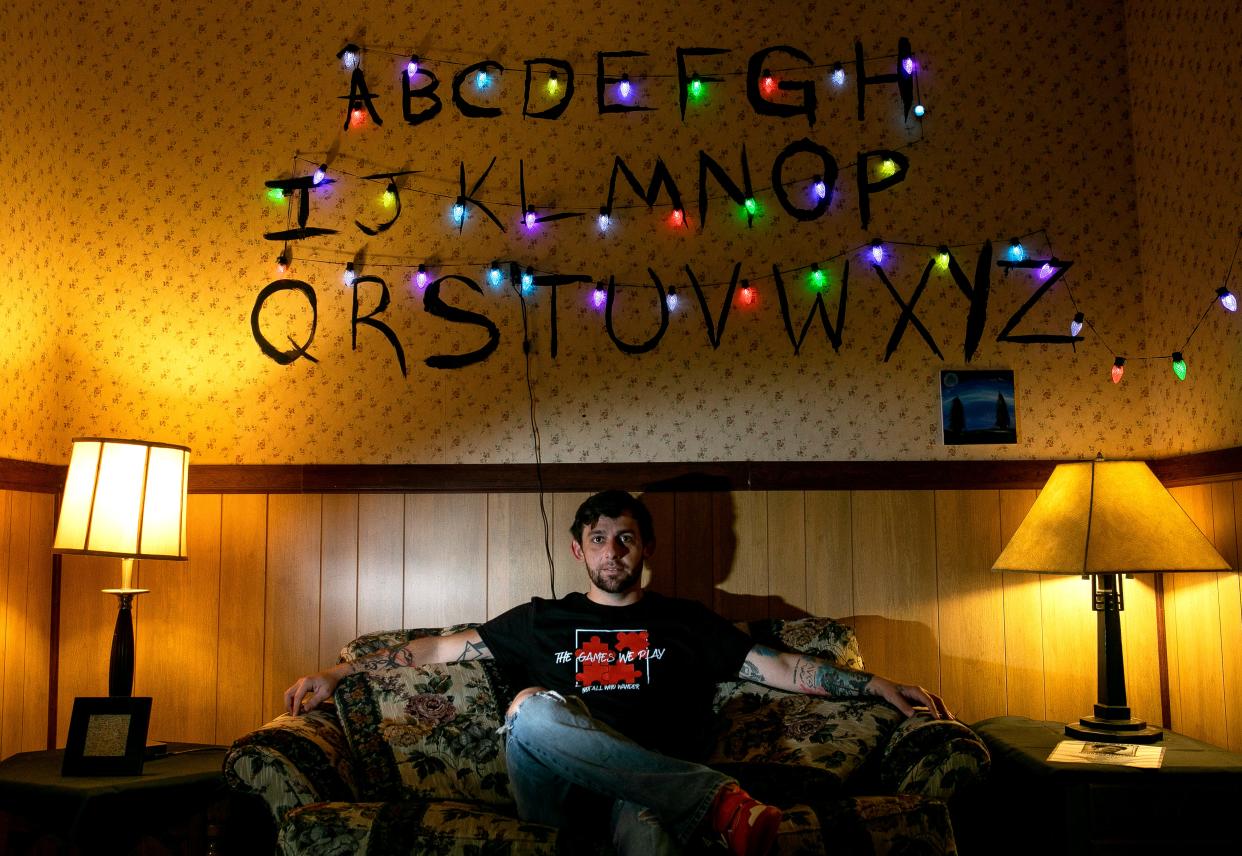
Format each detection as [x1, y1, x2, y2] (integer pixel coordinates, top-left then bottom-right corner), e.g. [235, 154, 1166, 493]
[62, 696, 152, 776]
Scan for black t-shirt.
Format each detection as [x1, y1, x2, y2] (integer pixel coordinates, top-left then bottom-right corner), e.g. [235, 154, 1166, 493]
[477, 591, 754, 760]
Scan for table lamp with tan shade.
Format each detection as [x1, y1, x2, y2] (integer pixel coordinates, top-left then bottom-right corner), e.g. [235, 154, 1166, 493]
[992, 455, 1231, 743]
[52, 438, 190, 697]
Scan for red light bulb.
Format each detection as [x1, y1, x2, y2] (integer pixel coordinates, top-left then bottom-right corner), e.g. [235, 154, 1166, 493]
[740, 280, 755, 306]
[1110, 357, 1126, 384]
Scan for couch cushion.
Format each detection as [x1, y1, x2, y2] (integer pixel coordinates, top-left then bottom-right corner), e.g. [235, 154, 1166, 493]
[708, 692, 903, 805]
[279, 799, 559, 856]
[334, 661, 513, 806]
[746, 616, 865, 668]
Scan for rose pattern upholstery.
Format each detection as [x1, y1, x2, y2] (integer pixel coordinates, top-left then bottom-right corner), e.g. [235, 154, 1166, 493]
[225, 617, 988, 854]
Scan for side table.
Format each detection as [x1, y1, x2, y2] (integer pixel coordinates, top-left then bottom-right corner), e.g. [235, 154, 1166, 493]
[963, 716, 1242, 855]
[0, 744, 272, 855]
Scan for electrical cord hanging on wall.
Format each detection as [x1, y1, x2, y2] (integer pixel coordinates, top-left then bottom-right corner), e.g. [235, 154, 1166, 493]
[513, 281, 558, 599]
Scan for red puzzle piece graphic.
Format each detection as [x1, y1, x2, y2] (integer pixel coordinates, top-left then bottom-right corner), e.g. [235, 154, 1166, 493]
[575, 636, 615, 687]
[576, 659, 642, 686]
[574, 634, 643, 687]
[614, 631, 648, 654]
[576, 636, 613, 658]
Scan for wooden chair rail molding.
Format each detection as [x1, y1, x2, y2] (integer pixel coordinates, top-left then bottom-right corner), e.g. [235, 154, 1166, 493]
[1, 446, 1240, 494]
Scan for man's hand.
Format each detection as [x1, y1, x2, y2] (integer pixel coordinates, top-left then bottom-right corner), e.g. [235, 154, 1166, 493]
[864, 675, 952, 719]
[284, 665, 347, 716]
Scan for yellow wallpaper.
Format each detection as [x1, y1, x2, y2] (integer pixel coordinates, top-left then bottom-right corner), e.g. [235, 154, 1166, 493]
[0, 0, 1232, 465]
[1126, 0, 1242, 454]
[0, 4, 64, 456]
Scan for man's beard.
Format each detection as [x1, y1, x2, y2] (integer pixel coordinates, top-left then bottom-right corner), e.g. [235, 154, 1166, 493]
[587, 561, 641, 593]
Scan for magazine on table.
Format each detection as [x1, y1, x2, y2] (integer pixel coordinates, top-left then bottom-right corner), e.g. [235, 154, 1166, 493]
[1047, 740, 1165, 768]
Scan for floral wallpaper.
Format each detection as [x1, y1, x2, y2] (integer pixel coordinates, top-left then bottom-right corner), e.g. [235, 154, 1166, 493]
[0, 0, 1234, 465]
[1125, 0, 1242, 454]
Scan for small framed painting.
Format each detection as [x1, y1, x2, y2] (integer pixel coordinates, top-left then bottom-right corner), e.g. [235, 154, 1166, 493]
[62, 696, 152, 776]
[941, 370, 1017, 445]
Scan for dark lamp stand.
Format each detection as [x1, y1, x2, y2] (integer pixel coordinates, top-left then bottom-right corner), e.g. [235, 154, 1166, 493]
[1064, 573, 1162, 744]
[101, 585, 148, 697]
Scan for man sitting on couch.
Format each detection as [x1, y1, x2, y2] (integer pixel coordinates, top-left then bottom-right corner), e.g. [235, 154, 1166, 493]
[285, 490, 950, 856]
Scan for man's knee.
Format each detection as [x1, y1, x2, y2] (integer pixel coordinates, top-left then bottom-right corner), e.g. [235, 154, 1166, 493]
[506, 686, 549, 718]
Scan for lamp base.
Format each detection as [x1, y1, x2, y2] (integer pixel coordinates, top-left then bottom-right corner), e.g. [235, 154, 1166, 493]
[1066, 716, 1164, 744]
[105, 589, 148, 697]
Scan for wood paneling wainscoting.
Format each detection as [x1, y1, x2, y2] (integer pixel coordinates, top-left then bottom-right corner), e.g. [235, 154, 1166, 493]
[1, 454, 1239, 757]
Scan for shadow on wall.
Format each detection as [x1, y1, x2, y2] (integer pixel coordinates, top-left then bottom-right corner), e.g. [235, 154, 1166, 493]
[639, 477, 812, 623]
[638, 479, 941, 688]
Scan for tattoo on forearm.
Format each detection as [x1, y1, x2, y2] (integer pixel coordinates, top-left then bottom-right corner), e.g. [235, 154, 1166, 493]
[793, 656, 873, 697]
[739, 659, 764, 681]
[452, 639, 490, 662]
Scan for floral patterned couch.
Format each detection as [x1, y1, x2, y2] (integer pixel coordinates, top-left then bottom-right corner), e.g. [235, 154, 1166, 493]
[224, 616, 989, 855]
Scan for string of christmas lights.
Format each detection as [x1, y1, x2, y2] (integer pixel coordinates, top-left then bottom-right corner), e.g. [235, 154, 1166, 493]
[270, 227, 1239, 386]
[269, 141, 923, 223]
[339, 42, 913, 80]
[333, 38, 928, 131]
[262, 44, 1237, 385]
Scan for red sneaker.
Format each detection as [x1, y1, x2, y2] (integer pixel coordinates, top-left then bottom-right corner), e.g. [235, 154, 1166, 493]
[710, 783, 781, 856]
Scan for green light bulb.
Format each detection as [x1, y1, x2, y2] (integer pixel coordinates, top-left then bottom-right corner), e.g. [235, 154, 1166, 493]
[810, 265, 826, 290]
[1171, 353, 1187, 381]
[879, 159, 897, 177]
[744, 197, 757, 215]
[935, 247, 950, 270]
[689, 75, 703, 99]
[267, 187, 286, 203]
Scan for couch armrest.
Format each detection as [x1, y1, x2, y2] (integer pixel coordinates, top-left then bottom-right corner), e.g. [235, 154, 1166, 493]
[878, 713, 990, 801]
[224, 706, 359, 825]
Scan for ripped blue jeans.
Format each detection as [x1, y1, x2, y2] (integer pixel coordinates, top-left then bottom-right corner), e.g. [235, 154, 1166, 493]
[502, 690, 732, 855]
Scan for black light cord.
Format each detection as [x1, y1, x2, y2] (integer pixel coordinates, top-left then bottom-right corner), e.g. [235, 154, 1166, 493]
[513, 282, 558, 599]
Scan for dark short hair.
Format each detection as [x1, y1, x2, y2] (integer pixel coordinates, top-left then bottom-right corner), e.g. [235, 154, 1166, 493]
[570, 490, 656, 545]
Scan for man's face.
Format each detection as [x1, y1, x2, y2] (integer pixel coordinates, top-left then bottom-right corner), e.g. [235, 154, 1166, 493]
[571, 513, 653, 596]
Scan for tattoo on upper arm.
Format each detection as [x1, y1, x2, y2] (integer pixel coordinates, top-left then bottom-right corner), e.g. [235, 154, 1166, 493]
[452, 639, 490, 662]
[351, 644, 418, 674]
[739, 644, 779, 682]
